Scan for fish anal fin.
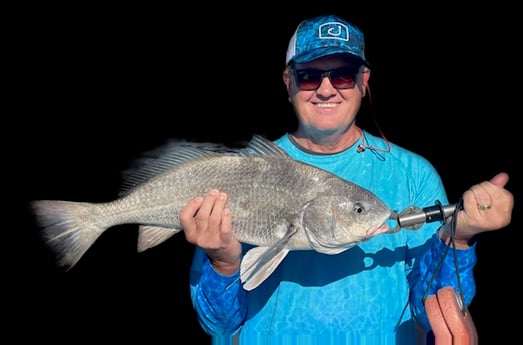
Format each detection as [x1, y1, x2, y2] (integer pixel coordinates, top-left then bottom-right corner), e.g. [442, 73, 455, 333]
[137, 225, 181, 252]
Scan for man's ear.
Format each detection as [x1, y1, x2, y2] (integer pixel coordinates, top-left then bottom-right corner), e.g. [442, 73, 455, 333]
[361, 66, 371, 88]
[282, 68, 292, 90]
[361, 67, 371, 96]
[283, 68, 293, 101]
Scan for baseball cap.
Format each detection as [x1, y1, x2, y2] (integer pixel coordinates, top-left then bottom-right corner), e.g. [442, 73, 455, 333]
[286, 14, 370, 68]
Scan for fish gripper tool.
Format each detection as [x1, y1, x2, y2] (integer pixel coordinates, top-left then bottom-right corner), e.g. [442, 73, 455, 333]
[392, 200, 461, 231]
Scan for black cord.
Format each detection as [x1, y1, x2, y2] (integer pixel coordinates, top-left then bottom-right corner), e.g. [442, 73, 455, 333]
[450, 198, 467, 315]
[422, 197, 466, 311]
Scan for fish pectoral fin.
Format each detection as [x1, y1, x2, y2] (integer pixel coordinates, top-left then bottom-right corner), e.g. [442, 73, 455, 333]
[240, 246, 290, 291]
[137, 225, 181, 252]
[240, 224, 298, 291]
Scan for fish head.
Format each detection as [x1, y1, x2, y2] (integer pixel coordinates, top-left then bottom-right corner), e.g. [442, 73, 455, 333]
[302, 194, 392, 254]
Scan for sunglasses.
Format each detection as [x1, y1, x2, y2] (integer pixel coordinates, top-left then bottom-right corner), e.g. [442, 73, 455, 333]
[292, 66, 360, 91]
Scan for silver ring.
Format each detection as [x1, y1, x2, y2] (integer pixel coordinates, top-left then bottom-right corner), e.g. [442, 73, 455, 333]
[478, 204, 491, 211]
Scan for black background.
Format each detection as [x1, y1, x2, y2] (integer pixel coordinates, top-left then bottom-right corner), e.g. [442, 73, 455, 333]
[7, 3, 520, 343]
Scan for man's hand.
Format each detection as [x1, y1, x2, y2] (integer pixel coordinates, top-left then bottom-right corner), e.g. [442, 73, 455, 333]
[441, 172, 514, 247]
[180, 189, 242, 275]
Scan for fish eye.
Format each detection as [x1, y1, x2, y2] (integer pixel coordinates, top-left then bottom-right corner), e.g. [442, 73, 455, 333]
[353, 203, 366, 214]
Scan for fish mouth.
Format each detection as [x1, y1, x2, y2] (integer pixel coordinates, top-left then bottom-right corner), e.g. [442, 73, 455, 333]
[365, 222, 390, 238]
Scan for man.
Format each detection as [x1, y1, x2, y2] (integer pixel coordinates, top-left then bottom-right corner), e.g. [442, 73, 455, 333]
[181, 14, 513, 344]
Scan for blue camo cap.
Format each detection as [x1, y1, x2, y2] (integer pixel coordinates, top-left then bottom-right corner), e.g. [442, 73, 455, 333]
[286, 14, 370, 67]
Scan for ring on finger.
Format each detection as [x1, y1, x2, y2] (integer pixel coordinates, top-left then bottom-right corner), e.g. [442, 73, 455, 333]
[477, 204, 491, 211]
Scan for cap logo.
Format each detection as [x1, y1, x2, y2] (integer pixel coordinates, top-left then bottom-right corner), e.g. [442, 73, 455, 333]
[318, 21, 349, 42]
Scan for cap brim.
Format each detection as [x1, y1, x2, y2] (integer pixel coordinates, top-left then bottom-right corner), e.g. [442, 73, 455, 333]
[291, 50, 370, 68]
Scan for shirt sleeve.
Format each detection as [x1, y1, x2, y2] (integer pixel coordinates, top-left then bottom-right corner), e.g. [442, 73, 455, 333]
[189, 248, 248, 336]
[408, 233, 477, 330]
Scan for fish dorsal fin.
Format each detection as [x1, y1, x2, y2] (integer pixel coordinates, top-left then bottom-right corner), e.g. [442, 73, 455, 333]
[239, 224, 297, 291]
[119, 134, 288, 195]
[245, 134, 290, 158]
[137, 225, 181, 252]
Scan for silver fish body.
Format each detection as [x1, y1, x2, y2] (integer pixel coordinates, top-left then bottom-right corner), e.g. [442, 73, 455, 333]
[30, 135, 392, 290]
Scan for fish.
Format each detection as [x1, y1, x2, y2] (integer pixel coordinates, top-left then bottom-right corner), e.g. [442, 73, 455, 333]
[29, 134, 393, 291]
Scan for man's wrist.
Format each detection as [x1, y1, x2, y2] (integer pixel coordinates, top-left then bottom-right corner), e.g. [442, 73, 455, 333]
[210, 258, 241, 276]
[439, 223, 473, 248]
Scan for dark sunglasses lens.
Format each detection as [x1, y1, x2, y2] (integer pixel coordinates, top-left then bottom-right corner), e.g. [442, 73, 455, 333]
[330, 68, 357, 89]
[295, 70, 322, 90]
[294, 68, 358, 90]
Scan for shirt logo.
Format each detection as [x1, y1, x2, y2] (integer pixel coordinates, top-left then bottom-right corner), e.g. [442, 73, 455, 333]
[318, 21, 349, 42]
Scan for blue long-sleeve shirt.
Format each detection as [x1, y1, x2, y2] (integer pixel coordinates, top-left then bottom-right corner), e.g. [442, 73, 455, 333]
[189, 131, 476, 344]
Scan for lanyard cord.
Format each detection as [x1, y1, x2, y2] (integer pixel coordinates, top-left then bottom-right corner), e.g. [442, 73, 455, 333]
[421, 197, 467, 314]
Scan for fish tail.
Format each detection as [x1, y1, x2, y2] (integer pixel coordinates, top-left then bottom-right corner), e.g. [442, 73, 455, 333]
[29, 200, 107, 270]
